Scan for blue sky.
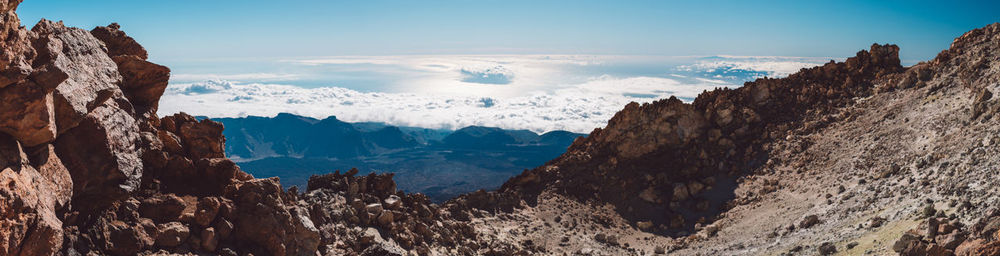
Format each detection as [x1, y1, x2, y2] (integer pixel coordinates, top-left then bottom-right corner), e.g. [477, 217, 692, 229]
[15, 1, 1000, 133]
[17, 0, 1000, 64]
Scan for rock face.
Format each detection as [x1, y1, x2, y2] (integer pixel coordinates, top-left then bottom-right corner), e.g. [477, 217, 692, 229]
[478, 42, 904, 234]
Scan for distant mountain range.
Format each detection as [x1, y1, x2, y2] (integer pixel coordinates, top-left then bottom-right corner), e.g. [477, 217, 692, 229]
[207, 113, 584, 201]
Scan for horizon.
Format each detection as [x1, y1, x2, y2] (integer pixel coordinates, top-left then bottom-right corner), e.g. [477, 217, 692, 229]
[16, 0, 1000, 133]
[18, 1, 1000, 62]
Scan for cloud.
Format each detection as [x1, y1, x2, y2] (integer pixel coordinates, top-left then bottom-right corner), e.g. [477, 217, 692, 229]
[173, 80, 234, 95]
[159, 76, 726, 134]
[676, 56, 833, 82]
[170, 73, 301, 82]
[460, 65, 514, 84]
[158, 55, 827, 134]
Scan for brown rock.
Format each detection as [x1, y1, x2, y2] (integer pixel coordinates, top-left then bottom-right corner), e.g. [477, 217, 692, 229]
[178, 118, 225, 159]
[924, 243, 951, 256]
[799, 215, 820, 229]
[0, 133, 64, 255]
[31, 19, 123, 135]
[384, 194, 402, 209]
[213, 218, 234, 240]
[955, 239, 1000, 256]
[0, 80, 58, 146]
[0, 0, 35, 89]
[195, 197, 221, 227]
[201, 227, 219, 252]
[103, 220, 153, 256]
[112, 55, 169, 117]
[24, 144, 73, 209]
[377, 209, 394, 227]
[139, 194, 186, 223]
[937, 230, 968, 250]
[672, 183, 690, 201]
[155, 222, 190, 247]
[157, 129, 183, 154]
[89, 23, 148, 59]
[233, 178, 319, 256]
[55, 98, 143, 210]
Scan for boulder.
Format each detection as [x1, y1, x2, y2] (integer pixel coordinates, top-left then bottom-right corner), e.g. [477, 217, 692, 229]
[102, 220, 153, 256]
[233, 178, 319, 256]
[155, 222, 190, 247]
[111, 55, 169, 118]
[31, 19, 123, 135]
[799, 215, 820, 229]
[139, 194, 186, 223]
[0, 79, 58, 146]
[817, 242, 837, 255]
[24, 144, 73, 209]
[0, 133, 63, 255]
[195, 197, 221, 227]
[55, 97, 143, 210]
[201, 227, 219, 252]
[89, 23, 148, 59]
[177, 118, 225, 159]
[0, 0, 34, 89]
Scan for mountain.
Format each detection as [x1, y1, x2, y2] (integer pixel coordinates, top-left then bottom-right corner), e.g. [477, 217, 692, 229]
[441, 25, 1000, 255]
[2, 1, 1000, 255]
[209, 114, 583, 201]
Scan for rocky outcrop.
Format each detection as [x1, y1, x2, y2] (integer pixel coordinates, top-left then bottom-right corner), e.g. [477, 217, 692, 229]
[0, 133, 64, 255]
[476, 43, 904, 234]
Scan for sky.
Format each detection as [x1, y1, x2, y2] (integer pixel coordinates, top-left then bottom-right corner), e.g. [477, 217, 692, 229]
[14, 1, 1000, 133]
[17, 0, 1000, 63]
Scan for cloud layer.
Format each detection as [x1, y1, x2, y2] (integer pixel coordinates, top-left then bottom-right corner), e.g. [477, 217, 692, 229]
[160, 55, 830, 134]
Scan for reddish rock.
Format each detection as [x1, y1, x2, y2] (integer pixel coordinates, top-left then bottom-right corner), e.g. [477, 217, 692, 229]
[0, 0, 34, 89]
[31, 19, 123, 135]
[155, 222, 190, 247]
[111, 55, 169, 118]
[55, 98, 143, 210]
[0, 79, 58, 146]
[233, 178, 320, 256]
[102, 220, 153, 256]
[201, 227, 219, 252]
[195, 197, 221, 227]
[139, 194, 186, 223]
[89, 23, 148, 59]
[0, 134, 64, 256]
[160, 157, 244, 196]
[178, 118, 226, 159]
[24, 144, 73, 209]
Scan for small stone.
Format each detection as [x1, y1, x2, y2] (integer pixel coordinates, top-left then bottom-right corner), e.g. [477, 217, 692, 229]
[637, 221, 653, 230]
[155, 222, 190, 247]
[799, 215, 820, 229]
[847, 241, 859, 249]
[818, 242, 837, 255]
[194, 197, 221, 227]
[201, 227, 219, 252]
[383, 195, 402, 209]
[654, 246, 666, 254]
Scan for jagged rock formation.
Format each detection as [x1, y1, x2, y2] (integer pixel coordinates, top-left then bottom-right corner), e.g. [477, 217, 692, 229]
[472, 43, 904, 233]
[3, 0, 1000, 255]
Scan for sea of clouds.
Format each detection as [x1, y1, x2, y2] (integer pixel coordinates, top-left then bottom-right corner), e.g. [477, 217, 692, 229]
[159, 55, 833, 134]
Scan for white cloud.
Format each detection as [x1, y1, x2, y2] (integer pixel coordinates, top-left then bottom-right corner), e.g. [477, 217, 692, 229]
[676, 56, 833, 81]
[170, 73, 301, 82]
[159, 55, 826, 134]
[159, 76, 727, 134]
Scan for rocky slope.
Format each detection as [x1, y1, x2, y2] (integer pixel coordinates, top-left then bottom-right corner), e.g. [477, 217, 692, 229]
[3, 0, 1000, 255]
